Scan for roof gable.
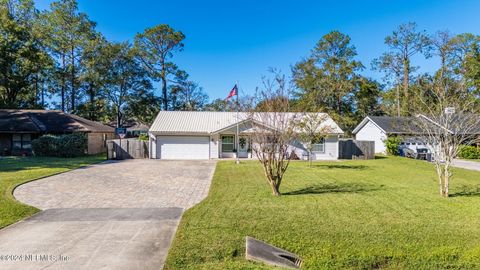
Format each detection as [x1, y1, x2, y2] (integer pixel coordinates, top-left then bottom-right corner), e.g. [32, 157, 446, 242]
[353, 115, 444, 135]
[352, 117, 385, 134]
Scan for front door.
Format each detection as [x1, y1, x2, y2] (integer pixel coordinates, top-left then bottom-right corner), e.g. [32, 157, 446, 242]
[238, 136, 249, 158]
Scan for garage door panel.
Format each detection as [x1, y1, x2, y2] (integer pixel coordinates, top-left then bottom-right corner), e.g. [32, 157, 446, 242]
[157, 136, 209, 160]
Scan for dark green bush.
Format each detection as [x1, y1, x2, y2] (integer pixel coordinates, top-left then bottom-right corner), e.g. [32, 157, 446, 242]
[58, 133, 87, 157]
[31, 134, 57, 157]
[32, 133, 87, 158]
[384, 136, 402, 156]
[458, 145, 480, 159]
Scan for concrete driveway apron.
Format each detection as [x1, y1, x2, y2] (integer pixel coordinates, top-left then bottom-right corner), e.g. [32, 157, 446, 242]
[0, 159, 216, 270]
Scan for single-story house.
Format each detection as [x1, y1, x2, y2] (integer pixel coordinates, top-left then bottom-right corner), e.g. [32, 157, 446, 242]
[0, 109, 115, 156]
[352, 116, 423, 154]
[353, 115, 480, 154]
[148, 111, 344, 160]
[108, 119, 150, 138]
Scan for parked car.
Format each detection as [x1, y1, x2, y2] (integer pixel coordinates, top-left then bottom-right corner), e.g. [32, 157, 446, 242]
[399, 138, 433, 161]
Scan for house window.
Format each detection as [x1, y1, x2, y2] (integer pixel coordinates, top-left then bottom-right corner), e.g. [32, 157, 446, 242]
[12, 134, 32, 150]
[311, 137, 325, 153]
[222, 135, 235, 152]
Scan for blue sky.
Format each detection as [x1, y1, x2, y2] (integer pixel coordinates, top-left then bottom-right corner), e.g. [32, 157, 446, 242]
[36, 0, 480, 100]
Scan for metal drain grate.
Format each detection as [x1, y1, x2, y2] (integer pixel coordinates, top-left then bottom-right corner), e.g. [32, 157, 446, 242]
[278, 253, 302, 267]
[245, 236, 302, 269]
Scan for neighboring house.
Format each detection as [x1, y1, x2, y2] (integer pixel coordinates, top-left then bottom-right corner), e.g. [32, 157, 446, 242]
[352, 116, 423, 154]
[0, 109, 115, 156]
[148, 111, 344, 160]
[108, 119, 150, 138]
[353, 115, 480, 154]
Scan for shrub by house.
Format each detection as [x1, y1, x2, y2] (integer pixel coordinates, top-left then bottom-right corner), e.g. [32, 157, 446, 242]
[32, 133, 87, 158]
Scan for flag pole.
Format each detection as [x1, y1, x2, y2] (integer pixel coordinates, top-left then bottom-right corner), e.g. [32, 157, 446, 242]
[236, 81, 240, 164]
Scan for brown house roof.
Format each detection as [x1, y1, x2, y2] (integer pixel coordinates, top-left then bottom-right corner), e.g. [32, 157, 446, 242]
[0, 109, 114, 134]
[107, 119, 150, 131]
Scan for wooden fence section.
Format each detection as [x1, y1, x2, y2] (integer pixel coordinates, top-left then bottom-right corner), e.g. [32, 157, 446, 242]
[339, 139, 375, 160]
[107, 139, 149, 160]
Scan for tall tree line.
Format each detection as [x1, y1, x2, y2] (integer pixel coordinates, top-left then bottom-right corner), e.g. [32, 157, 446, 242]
[0, 0, 50, 108]
[292, 22, 480, 133]
[1, 2, 478, 129]
[0, 0, 209, 127]
[292, 31, 382, 132]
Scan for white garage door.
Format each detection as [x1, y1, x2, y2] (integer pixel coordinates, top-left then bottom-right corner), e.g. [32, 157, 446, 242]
[157, 136, 210, 160]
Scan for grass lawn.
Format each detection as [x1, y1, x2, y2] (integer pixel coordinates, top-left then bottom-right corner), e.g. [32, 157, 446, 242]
[0, 154, 106, 229]
[165, 157, 480, 269]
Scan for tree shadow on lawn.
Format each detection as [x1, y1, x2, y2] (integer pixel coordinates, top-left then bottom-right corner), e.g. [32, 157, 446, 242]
[284, 182, 384, 196]
[311, 164, 369, 170]
[0, 159, 82, 173]
[450, 185, 480, 197]
[0, 156, 110, 173]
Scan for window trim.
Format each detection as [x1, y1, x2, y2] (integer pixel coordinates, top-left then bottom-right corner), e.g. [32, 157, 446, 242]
[311, 137, 325, 153]
[221, 135, 235, 152]
[12, 133, 32, 150]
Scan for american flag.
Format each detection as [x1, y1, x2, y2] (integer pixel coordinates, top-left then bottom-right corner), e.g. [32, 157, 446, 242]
[225, 84, 238, 100]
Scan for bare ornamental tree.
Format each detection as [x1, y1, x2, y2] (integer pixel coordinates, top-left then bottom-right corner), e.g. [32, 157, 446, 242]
[296, 113, 334, 167]
[247, 72, 333, 196]
[416, 112, 479, 197]
[247, 72, 295, 196]
[414, 81, 480, 197]
[248, 112, 296, 196]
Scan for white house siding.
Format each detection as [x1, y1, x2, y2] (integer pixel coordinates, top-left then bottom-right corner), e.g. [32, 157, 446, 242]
[217, 124, 250, 158]
[151, 134, 340, 160]
[289, 135, 339, 160]
[210, 134, 219, 158]
[315, 135, 339, 160]
[149, 111, 345, 160]
[355, 121, 387, 154]
[149, 134, 157, 159]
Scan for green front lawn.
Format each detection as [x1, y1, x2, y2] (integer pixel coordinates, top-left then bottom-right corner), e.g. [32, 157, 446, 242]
[166, 157, 480, 269]
[0, 155, 106, 229]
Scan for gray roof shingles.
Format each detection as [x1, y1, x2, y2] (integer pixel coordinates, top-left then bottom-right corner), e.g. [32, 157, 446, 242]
[360, 115, 480, 135]
[367, 116, 422, 134]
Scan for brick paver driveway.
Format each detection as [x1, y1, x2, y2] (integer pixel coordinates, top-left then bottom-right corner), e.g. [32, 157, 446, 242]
[0, 160, 216, 270]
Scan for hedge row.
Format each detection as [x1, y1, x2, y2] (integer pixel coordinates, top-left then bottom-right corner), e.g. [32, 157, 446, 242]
[32, 133, 87, 158]
[458, 145, 480, 159]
